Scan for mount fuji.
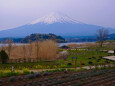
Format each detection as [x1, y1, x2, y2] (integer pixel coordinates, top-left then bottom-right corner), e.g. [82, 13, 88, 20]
[0, 12, 115, 38]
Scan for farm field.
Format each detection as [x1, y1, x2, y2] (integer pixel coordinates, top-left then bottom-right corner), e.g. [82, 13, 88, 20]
[0, 67, 115, 86]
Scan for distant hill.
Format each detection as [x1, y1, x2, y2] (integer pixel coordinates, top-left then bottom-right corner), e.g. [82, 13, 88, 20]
[0, 38, 23, 43]
[65, 33, 115, 42]
[109, 33, 115, 40]
[21, 33, 66, 43]
[110, 33, 115, 38]
[0, 33, 114, 43]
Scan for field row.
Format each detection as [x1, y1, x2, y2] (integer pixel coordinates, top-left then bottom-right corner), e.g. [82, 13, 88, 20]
[0, 68, 115, 86]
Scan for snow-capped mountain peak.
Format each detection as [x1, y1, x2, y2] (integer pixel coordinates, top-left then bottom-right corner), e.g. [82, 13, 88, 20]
[0, 12, 115, 38]
[30, 12, 81, 24]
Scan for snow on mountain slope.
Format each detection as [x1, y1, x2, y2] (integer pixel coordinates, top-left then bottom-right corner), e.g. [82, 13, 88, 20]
[30, 12, 82, 24]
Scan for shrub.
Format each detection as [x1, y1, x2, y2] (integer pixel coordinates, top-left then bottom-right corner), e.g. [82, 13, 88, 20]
[0, 50, 9, 64]
[43, 72, 49, 76]
[0, 80, 3, 84]
[96, 60, 100, 62]
[92, 57, 96, 59]
[49, 72, 53, 75]
[25, 74, 34, 79]
[17, 76, 23, 81]
[22, 82, 27, 86]
[22, 68, 30, 74]
[34, 72, 41, 77]
[67, 63, 72, 65]
[82, 63, 85, 65]
[33, 81, 38, 86]
[30, 71, 34, 74]
[98, 59, 101, 60]
[88, 58, 91, 59]
[0, 70, 20, 77]
[60, 45, 69, 49]
[28, 81, 32, 85]
[105, 61, 110, 63]
[0, 71, 4, 78]
[88, 61, 93, 65]
[5, 71, 20, 76]
[99, 56, 102, 58]
[64, 70, 68, 73]
[8, 76, 16, 82]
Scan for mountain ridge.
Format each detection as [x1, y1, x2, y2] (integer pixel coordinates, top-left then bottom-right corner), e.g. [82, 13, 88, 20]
[0, 12, 115, 38]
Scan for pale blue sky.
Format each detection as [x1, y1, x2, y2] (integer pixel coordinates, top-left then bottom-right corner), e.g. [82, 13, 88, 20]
[0, 0, 115, 30]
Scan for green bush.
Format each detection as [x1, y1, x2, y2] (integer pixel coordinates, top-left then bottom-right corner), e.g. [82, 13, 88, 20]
[0, 70, 20, 78]
[8, 76, 16, 82]
[22, 68, 30, 74]
[0, 50, 9, 64]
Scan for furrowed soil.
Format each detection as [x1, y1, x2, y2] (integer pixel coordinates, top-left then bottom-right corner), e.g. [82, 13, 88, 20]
[0, 69, 115, 86]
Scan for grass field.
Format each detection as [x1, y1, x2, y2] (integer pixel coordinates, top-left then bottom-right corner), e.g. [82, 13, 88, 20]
[0, 49, 114, 70]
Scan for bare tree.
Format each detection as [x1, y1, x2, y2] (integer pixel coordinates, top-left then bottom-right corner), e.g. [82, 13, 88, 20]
[38, 40, 58, 60]
[0, 38, 6, 51]
[6, 39, 13, 58]
[22, 45, 26, 58]
[28, 40, 33, 58]
[96, 28, 109, 47]
[35, 37, 40, 59]
[0, 45, 5, 51]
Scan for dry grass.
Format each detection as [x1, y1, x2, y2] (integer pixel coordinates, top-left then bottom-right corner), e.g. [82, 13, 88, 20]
[79, 43, 98, 47]
[38, 40, 58, 60]
[67, 44, 79, 49]
[1, 40, 58, 60]
[67, 43, 98, 48]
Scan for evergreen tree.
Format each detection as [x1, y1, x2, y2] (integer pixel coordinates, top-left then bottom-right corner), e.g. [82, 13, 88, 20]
[0, 50, 9, 64]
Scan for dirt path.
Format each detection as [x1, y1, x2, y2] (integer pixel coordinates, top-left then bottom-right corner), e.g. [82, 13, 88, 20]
[108, 50, 114, 54]
[28, 64, 114, 72]
[103, 56, 115, 61]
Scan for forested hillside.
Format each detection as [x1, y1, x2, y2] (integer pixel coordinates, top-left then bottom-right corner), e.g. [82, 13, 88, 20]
[21, 33, 66, 43]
